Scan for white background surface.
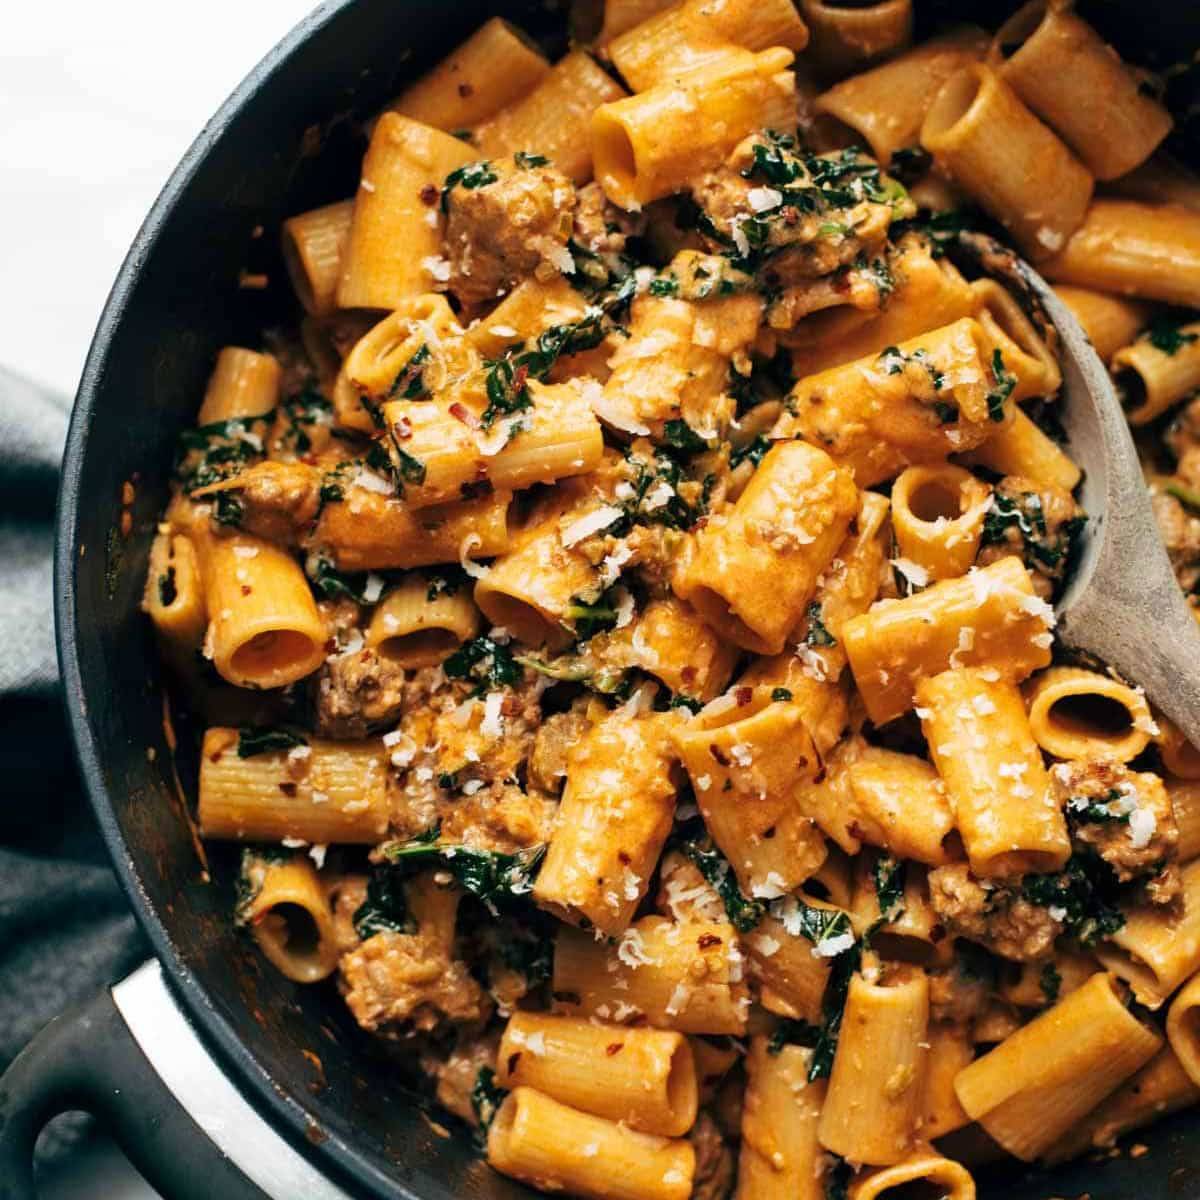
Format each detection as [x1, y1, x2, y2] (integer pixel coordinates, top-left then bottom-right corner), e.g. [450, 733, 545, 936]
[4, 6, 316, 1195]
[1, 0, 318, 398]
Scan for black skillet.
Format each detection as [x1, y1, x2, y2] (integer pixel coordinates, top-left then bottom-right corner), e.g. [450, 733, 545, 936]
[2, 1, 1200, 1197]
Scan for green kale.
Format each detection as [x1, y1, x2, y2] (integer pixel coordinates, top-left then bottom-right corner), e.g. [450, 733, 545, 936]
[497, 927, 553, 989]
[389, 344, 431, 399]
[175, 414, 272, 492]
[649, 275, 680, 297]
[1040, 962, 1062, 1006]
[441, 160, 498, 211]
[513, 151, 548, 169]
[306, 554, 373, 604]
[1067, 788, 1132, 824]
[353, 865, 413, 939]
[872, 854, 906, 921]
[729, 435, 772, 471]
[679, 840, 765, 932]
[444, 635, 522, 693]
[771, 687, 793, 702]
[616, 445, 709, 532]
[1022, 854, 1125, 946]
[278, 387, 333, 453]
[669, 694, 704, 713]
[855, 253, 896, 302]
[236, 727, 308, 758]
[892, 209, 970, 259]
[563, 591, 620, 642]
[212, 493, 243, 528]
[804, 601, 837, 648]
[767, 1018, 820, 1056]
[391, 444, 427, 485]
[986, 348, 1016, 422]
[980, 491, 1084, 573]
[382, 838, 547, 911]
[662, 418, 708, 455]
[1147, 316, 1199, 356]
[471, 1066, 506, 1139]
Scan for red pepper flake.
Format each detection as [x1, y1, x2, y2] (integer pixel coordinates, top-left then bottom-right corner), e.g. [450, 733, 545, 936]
[419, 184, 438, 207]
[241, 585, 252, 596]
[735, 686, 753, 707]
[681, 666, 697, 685]
[697, 933, 722, 949]
[618, 850, 632, 865]
[279, 781, 298, 796]
[709, 744, 730, 767]
[457, 82, 475, 98]
[606, 1043, 625, 1056]
[448, 402, 480, 429]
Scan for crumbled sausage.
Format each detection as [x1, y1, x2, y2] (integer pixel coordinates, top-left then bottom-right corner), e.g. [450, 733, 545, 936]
[688, 1112, 735, 1200]
[315, 647, 408, 738]
[928, 863, 1060, 962]
[201, 460, 321, 544]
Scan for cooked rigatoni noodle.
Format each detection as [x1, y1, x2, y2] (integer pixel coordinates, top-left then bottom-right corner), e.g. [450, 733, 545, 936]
[746, 910, 832, 1023]
[364, 575, 480, 668]
[849, 859, 944, 964]
[848, 1148, 976, 1200]
[1024, 665, 1155, 763]
[818, 964, 929, 1166]
[674, 441, 857, 655]
[1000, 951, 1098, 1010]
[534, 711, 677, 934]
[1042, 200, 1200, 308]
[799, 0, 913, 79]
[1106, 153, 1200, 212]
[487, 1087, 694, 1200]
[969, 278, 1062, 401]
[311, 486, 511, 573]
[280, 200, 354, 318]
[552, 915, 750, 1035]
[1051, 284, 1152, 365]
[1166, 971, 1200, 1091]
[196, 347, 280, 424]
[842, 556, 1054, 726]
[673, 687, 826, 896]
[335, 113, 474, 310]
[474, 50, 627, 185]
[783, 235, 977, 376]
[773, 318, 1015, 488]
[991, 2, 1171, 181]
[845, 747, 956, 865]
[382, 378, 604, 510]
[142, 532, 207, 662]
[1160, 718, 1200, 783]
[473, 480, 610, 650]
[464, 274, 589, 360]
[198, 727, 389, 844]
[961, 407, 1081, 493]
[1111, 321, 1200, 425]
[381, 17, 550, 131]
[816, 27, 988, 166]
[737, 1039, 827, 1200]
[200, 531, 327, 689]
[591, 47, 797, 209]
[919, 1022, 973, 1140]
[1171, 781, 1200, 862]
[496, 1013, 698, 1136]
[607, 0, 809, 92]
[1096, 858, 1200, 1009]
[917, 666, 1069, 878]
[1045, 1045, 1200, 1165]
[239, 855, 341, 984]
[953, 972, 1162, 1161]
[890, 464, 991, 582]
[737, 659, 850, 758]
[920, 64, 1092, 260]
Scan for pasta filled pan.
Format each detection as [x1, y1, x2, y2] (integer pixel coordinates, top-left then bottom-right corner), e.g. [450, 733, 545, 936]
[12, 1, 1200, 1199]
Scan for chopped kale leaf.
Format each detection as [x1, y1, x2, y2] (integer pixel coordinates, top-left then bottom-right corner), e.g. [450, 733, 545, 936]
[986, 348, 1016, 422]
[678, 840, 764, 932]
[1022, 853, 1125, 946]
[353, 865, 414, 939]
[1147, 316, 1198, 356]
[236, 727, 308, 758]
[444, 635, 522, 693]
[1040, 962, 1062, 1005]
[441, 160, 499, 211]
[804, 601, 837, 647]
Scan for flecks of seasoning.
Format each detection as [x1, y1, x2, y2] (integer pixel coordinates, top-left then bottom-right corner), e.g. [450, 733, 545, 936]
[457, 82, 475, 97]
[606, 1043, 624, 1055]
[735, 686, 753, 706]
[697, 933, 722, 949]
[419, 184, 439, 207]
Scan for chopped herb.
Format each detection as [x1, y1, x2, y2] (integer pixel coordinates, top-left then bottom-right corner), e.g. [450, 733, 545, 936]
[278, 387, 333, 453]
[392, 445, 427, 485]
[872, 855, 906, 921]
[563, 592, 619, 641]
[933, 400, 959, 424]
[513, 151, 548, 169]
[669, 694, 703, 713]
[236, 727, 308, 758]
[175, 414, 271, 492]
[1040, 962, 1062, 1005]
[771, 687, 793, 702]
[444, 635, 522, 693]
[389, 344, 431, 399]
[1147, 316, 1198, 356]
[213, 492, 243, 527]
[426, 568, 467, 602]
[662, 418, 708, 455]
[353, 865, 413, 939]
[307, 554, 372, 604]
[382, 838, 547, 911]
[441, 160, 499, 212]
[679, 840, 764, 932]
[730, 435, 772, 471]
[1068, 788, 1133, 824]
[804, 601, 837, 648]
[893, 209, 971, 258]
[986, 348, 1016, 422]
[1022, 853, 1125, 946]
[888, 145, 932, 184]
[767, 1018, 819, 1056]
[648, 275, 679, 297]
[981, 491, 1083, 576]
[471, 1066, 506, 1140]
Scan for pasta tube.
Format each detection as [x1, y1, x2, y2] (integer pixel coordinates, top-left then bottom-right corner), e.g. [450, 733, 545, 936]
[196, 347, 280, 425]
[842, 555, 1054, 726]
[1112, 321, 1200, 425]
[920, 64, 1092, 260]
[673, 687, 826, 896]
[1051, 284, 1152, 365]
[799, 0, 913, 79]
[953, 972, 1162, 1161]
[816, 27, 988, 166]
[381, 18, 550, 131]
[143, 532, 207, 663]
[488, 1087, 694, 1200]
[674, 441, 858, 655]
[1171, 781, 1200, 862]
[535, 711, 678, 934]
[280, 199, 354, 317]
[592, 48, 796, 209]
[736, 1038, 827, 1200]
[890, 464, 991, 582]
[239, 855, 340, 984]
[845, 747, 956, 865]
[496, 1013, 698, 1136]
[1160, 716, 1200, 781]
[969, 277, 1062, 401]
[847, 1148, 976, 1200]
[1167, 971, 1200, 1091]
[746, 910, 832, 1024]
[607, 0, 809, 91]
[1042, 200, 1200, 309]
[364, 574, 481, 668]
[336, 113, 474, 310]
[552, 915, 750, 1035]
[1024, 666, 1155, 763]
[818, 965, 929, 1165]
[960, 407, 1081, 493]
[918, 1021, 973, 1140]
[917, 667, 1070, 878]
[198, 727, 389, 844]
[992, 1, 1172, 181]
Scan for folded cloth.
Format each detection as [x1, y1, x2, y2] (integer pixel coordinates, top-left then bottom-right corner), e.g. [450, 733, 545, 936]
[0, 366, 148, 1163]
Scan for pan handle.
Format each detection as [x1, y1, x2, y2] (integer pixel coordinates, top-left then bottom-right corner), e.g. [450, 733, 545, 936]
[0, 968, 268, 1200]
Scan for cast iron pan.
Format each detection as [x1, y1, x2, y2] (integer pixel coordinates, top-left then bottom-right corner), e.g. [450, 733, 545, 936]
[1, 1, 1199, 1197]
